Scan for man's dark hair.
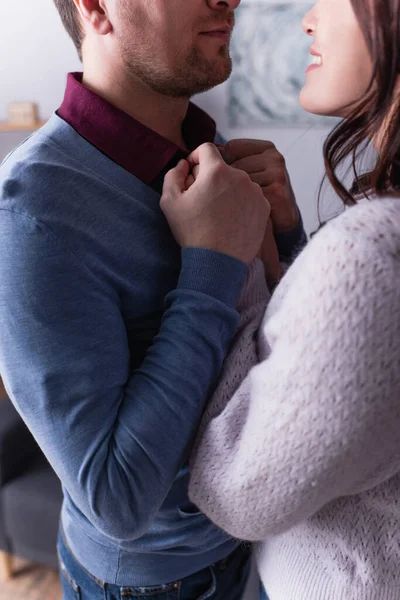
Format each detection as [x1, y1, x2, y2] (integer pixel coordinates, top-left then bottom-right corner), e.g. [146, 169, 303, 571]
[53, 0, 84, 61]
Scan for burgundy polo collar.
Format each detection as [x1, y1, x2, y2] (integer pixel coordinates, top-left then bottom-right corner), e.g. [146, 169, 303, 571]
[57, 72, 217, 188]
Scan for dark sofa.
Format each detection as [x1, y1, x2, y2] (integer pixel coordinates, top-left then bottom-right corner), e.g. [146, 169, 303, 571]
[0, 396, 62, 576]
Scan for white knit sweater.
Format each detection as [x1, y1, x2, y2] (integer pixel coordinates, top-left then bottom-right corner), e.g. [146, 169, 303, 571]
[189, 198, 400, 600]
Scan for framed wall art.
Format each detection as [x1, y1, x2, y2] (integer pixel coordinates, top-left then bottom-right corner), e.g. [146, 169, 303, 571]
[228, 1, 337, 127]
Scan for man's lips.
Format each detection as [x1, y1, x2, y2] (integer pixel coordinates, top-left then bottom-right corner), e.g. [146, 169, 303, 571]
[200, 26, 232, 41]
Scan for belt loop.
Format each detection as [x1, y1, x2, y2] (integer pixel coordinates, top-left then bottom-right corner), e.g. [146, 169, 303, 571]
[196, 566, 217, 600]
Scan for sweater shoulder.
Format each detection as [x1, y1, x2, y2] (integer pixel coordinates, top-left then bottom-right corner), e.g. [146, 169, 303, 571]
[327, 197, 400, 244]
[296, 197, 400, 275]
[0, 121, 83, 176]
[313, 197, 400, 277]
[0, 129, 90, 216]
[0, 118, 160, 226]
[268, 197, 400, 321]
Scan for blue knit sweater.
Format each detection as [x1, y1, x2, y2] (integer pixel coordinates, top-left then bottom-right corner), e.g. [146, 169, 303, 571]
[0, 114, 304, 586]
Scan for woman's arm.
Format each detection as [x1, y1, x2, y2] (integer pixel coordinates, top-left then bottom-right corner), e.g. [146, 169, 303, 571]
[189, 199, 400, 541]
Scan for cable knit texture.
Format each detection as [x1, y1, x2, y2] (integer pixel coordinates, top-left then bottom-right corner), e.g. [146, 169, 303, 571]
[189, 198, 400, 600]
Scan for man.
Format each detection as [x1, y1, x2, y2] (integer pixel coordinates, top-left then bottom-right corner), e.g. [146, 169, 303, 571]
[0, 0, 305, 598]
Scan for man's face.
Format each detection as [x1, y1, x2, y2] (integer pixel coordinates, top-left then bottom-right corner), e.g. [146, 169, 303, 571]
[112, 0, 238, 97]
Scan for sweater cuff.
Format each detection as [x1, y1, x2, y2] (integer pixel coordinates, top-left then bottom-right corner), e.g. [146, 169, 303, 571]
[275, 210, 307, 263]
[177, 248, 248, 309]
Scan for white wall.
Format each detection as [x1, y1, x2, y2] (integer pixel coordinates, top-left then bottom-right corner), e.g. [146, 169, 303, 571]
[0, 1, 82, 122]
[0, 0, 338, 234]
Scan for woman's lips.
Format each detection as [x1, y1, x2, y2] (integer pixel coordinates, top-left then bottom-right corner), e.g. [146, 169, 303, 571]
[306, 64, 321, 73]
[306, 54, 323, 73]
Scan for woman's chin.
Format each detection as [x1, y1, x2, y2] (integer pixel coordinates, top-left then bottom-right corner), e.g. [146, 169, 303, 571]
[299, 87, 342, 119]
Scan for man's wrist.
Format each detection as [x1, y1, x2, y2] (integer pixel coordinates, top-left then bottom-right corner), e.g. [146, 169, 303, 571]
[177, 248, 248, 309]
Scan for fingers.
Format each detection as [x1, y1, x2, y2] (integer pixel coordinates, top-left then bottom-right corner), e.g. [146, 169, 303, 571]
[187, 142, 225, 169]
[184, 164, 200, 190]
[192, 164, 200, 180]
[185, 174, 195, 190]
[162, 159, 190, 194]
[223, 139, 276, 163]
[231, 153, 268, 175]
[247, 172, 286, 189]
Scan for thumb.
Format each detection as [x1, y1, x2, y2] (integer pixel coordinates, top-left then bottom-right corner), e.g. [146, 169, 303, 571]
[187, 142, 224, 170]
[163, 159, 190, 195]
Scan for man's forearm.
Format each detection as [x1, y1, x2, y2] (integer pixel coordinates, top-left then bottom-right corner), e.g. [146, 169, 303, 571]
[0, 214, 247, 542]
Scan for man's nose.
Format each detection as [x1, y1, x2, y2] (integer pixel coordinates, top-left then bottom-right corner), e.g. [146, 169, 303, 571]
[206, 0, 241, 11]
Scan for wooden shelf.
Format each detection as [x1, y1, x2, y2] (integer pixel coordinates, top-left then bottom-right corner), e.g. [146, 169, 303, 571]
[0, 121, 46, 132]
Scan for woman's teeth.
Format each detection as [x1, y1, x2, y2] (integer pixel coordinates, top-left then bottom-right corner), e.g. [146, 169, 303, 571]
[311, 55, 322, 66]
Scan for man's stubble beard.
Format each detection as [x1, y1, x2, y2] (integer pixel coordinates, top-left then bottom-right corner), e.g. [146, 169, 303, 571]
[117, 15, 233, 98]
[116, 0, 235, 98]
[120, 42, 232, 98]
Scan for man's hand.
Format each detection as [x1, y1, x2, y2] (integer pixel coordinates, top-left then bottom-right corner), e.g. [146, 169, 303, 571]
[161, 143, 270, 265]
[221, 139, 299, 234]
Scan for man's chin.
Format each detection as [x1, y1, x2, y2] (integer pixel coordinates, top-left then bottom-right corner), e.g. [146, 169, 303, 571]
[188, 76, 230, 97]
[195, 59, 232, 92]
[150, 55, 232, 98]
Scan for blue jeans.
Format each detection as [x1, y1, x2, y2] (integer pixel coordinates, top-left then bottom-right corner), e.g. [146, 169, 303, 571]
[57, 529, 251, 600]
[260, 585, 269, 600]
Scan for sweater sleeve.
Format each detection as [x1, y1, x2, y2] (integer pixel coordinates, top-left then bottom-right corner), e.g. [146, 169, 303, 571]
[0, 209, 246, 542]
[189, 200, 400, 542]
[190, 258, 270, 457]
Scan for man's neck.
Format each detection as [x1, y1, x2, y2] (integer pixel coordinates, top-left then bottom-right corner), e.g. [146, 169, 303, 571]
[82, 67, 190, 149]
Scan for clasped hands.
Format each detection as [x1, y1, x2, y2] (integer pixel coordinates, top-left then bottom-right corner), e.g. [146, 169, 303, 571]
[161, 139, 299, 290]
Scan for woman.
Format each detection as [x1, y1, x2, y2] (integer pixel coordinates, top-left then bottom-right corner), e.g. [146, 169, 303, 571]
[162, 0, 400, 598]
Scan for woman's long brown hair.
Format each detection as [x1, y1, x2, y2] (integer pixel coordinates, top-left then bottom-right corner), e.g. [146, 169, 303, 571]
[322, 0, 400, 206]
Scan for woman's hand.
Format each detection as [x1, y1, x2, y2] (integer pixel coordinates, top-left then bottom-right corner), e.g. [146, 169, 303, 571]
[221, 138, 299, 234]
[258, 219, 283, 291]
